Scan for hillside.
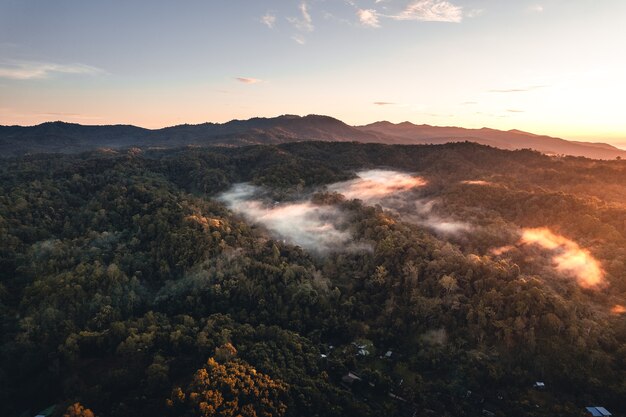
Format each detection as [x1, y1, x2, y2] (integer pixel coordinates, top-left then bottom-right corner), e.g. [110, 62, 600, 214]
[1, 142, 625, 417]
[2, 115, 625, 159]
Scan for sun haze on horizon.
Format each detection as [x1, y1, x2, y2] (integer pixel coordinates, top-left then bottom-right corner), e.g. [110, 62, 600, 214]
[1, 0, 625, 143]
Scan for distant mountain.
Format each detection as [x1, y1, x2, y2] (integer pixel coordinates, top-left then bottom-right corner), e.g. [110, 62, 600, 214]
[1, 115, 624, 159]
[357, 121, 626, 160]
[0, 115, 384, 156]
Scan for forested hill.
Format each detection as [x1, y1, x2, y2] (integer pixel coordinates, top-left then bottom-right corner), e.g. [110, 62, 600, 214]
[2, 114, 625, 159]
[1, 142, 626, 417]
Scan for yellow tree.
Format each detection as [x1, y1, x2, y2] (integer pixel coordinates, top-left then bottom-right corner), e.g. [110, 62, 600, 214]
[168, 357, 288, 417]
[63, 403, 96, 417]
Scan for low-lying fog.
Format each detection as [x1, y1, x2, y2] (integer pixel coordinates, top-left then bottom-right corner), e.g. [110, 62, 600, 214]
[219, 183, 353, 252]
[219, 170, 605, 294]
[219, 169, 470, 252]
[492, 227, 605, 289]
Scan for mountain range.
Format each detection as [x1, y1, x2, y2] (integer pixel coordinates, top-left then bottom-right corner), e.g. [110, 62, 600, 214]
[1, 114, 624, 159]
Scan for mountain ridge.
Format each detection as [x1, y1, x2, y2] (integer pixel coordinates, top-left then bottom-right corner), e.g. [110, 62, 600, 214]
[1, 114, 624, 159]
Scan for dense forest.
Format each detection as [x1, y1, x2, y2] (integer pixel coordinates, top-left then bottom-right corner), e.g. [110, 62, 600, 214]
[1, 141, 625, 417]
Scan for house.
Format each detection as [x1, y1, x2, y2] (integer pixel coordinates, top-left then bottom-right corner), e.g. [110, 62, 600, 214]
[585, 406, 612, 417]
[533, 381, 545, 389]
[384, 350, 393, 358]
[352, 342, 370, 356]
[34, 405, 56, 417]
[341, 371, 362, 385]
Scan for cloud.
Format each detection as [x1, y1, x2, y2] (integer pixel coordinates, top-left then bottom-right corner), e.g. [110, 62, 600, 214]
[506, 109, 525, 113]
[391, 0, 463, 23]
[0, 61, 103, 80]
[220, 170, 429, 252]
[426, 218, 471, 234]
[220, 170, 472, 253]
[357, 9, 381, 27]
[322, 10, 353, 25]
[219, 184, 357, 253]
[494, 228, 605, 289]
[466, 8, 484, 18]
[528, 4, 544, 13]
[488, 85, 546, 93]
[329, 170, 470, 235]
[520, 228, 604, 288]
[261, 12, 276, 28]
[235, 77, 262, 84]
[611, 305, 626, 315]
[374, 101, 395, 106]
[407, 199, 471, 234]
[292, 35, 307, 45]
[288, 1, 314, 32]
[287, 2, 314, 45]
[461, 180, 492, 186]
[328, 170, 427, 202]
[491, 245, 515, 256]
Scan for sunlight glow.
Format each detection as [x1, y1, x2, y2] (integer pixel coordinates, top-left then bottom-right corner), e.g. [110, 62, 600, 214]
[610, 304, 626, 315]
[328, 170, 427, 202]
[520, 228, 605, 289]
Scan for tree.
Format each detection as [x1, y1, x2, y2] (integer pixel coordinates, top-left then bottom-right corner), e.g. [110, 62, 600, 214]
[63, 403, 95, 417]
[168, 357, 288, 417]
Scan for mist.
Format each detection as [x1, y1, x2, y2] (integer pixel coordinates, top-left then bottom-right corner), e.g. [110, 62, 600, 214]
[494, 227, 605, 289]
[330, 170, 471, 235]
[461, 180, 492, 186]
[611, 304, 626, 315]
[521, 228, 604, 288]
[219, 184, 355, 252]
[328, 170, 427, 203]
[219, 170, 472, 253]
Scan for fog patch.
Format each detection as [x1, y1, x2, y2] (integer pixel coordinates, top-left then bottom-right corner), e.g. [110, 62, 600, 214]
[328, 170, 427, 203]
[611, 304, 626, 315]
[461, 180, 492, 186]
[387, 194, 471, 235]
[521, 228, 605, 289]
[493, 227, 605, 289]
[330, 170, 471, 235]
[490, 245, 515, 256]
[611, 304, 626, 316]
[219, 184, 357, 252]
[219, 170, 472, 252]
[427, 219, 471, 234]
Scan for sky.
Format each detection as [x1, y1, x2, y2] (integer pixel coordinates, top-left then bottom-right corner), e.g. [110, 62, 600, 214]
[1, 0, 625, 144]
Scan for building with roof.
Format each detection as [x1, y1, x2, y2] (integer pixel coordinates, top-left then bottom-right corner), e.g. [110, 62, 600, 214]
[585, 406, 612, 417]
[341, 371, 362, 385]
[34, 405, 56, 417]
